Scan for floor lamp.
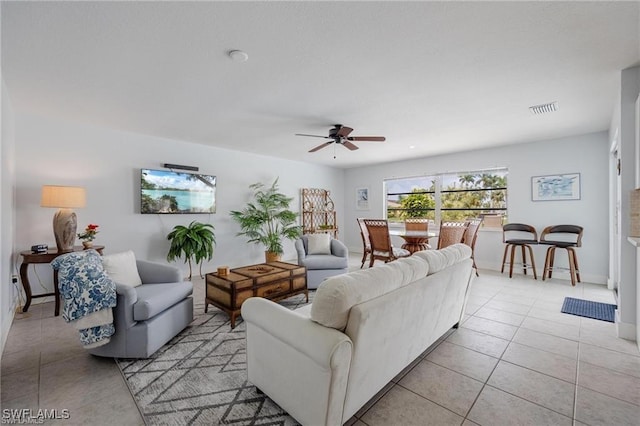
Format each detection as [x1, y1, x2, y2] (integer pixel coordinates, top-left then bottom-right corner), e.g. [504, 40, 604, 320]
[41, 185, 86, 253]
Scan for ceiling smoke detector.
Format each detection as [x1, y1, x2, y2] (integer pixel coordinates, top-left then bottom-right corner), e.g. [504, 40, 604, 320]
[529, 101, 558, 115]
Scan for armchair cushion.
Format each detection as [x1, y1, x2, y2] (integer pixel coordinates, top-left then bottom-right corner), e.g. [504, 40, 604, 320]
[133, 282, 193, 321]
[300, 254, 348, 270]
[102, 250, 142, 288]
[307, 233, 331, 255]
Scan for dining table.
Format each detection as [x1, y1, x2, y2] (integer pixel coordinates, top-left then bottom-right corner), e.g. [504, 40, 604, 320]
[389, 229, 438, 254]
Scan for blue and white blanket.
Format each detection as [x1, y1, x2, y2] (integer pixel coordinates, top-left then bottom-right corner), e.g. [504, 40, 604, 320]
[51, 249, 116, 348]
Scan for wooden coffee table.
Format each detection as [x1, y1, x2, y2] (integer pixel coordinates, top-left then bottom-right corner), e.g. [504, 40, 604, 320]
[205, 261, 307, 328]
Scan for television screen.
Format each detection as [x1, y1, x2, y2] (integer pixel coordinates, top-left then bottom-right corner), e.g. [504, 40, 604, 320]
[141, 168, 216, 214]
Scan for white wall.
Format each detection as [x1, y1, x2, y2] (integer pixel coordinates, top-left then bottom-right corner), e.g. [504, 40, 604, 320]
[344, 132, 610, 284]
[1, 77, 17, 353]
[615, 65, 640, 339]
[13, 112, 345, 295]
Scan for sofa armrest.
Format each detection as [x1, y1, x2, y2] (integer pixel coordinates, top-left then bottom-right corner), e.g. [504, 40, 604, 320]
[331, 239, 348, 258]
[294, 239, 307, 264]
[242, 297, 352, 426]
[136, 260, 183, 284]
[114, 283, 138, 329]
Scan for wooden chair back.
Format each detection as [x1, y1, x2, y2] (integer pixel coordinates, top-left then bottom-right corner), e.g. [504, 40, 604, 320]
[357, 218, 373, 268]
[405, 218, 429, 232]
[540, 224, 583, 247]
[463, 218, 483, 276]
[463, 218, 482, 249]
[437, 221, 470, 249]
[363, 219, 393, 255]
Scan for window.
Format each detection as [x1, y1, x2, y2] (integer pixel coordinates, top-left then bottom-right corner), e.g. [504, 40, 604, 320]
[385, 168, 508, 226]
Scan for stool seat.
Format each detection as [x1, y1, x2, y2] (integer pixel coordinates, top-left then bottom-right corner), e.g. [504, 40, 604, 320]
[505, 239, 538, 245]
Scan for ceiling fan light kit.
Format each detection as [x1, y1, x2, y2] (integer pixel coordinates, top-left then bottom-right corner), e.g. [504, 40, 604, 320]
[296, 124, 386, 153]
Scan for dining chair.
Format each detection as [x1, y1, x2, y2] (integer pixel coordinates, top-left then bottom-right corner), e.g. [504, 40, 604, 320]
[539, 225, 584, 286]
[356, 218, 372, 268]
[463, 218, 483, 276]
[500, 223, 538, 279]
[363, 219, 411, 267]
[404, 218, 429, 232]
[437, 221, 470, 250]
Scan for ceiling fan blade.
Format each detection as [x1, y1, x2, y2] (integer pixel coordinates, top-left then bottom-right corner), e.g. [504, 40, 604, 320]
[336, 126, 354, 137]
[347, 136, 386, 142]
[295, 133, 330, 139]
[309, 142, 334, 152]
[342, 141, 360, 151]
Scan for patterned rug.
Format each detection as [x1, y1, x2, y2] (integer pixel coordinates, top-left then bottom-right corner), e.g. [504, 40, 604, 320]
[561, 297, 617, 322]
[117, 293, 312, 425]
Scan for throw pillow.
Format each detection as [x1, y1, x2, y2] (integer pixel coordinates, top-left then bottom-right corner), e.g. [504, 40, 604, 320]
[102, 250, 143, 287]
[307, 233, 331, 255]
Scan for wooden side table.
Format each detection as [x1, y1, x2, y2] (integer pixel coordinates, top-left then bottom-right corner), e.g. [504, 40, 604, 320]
[19, 245, 105, 316]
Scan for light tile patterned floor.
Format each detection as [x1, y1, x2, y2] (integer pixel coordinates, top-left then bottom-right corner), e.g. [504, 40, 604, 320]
[2, 255, 639, 425]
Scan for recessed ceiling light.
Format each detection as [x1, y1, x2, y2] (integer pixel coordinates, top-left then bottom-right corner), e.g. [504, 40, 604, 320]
[409, 145, 416, 149]
[529, 101, 558, 115]
[228, 50, 249, 62]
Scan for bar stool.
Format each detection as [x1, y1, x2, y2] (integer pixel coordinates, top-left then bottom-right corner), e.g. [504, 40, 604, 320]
[501, 223, 538, 279]
[539, 225, 583, 286]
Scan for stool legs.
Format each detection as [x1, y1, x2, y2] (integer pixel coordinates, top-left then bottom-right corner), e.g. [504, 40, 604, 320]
[543, 246, 580, 286]
[501, 243, 537, 279]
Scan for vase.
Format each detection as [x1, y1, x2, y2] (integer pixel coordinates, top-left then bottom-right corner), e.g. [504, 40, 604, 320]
[82, 241, 93, 249]
[265, 251, 282, 263]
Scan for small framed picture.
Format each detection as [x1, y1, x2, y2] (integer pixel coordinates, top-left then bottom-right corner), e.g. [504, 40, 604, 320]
[531, 173, 581, 201]
[356, 187, 369, 210]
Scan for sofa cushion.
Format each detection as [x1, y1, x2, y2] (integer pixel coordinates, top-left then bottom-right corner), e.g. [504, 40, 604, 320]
[301, 254, 349, 270]
[413, 244, 471, 275]
[307, 233, 331, 255]
[102, 250, 142, 287]
[388, 256, 430, 285]
[311, 263, 407, 330]
[133, 282, 193, 321]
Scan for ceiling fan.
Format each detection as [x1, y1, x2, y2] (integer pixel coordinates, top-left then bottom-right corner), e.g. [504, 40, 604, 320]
[296, 124, 386, 153]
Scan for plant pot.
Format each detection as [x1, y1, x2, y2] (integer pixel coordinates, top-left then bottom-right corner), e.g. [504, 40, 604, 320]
[82, 241, 93, 249]
[265, 251, 282, 263]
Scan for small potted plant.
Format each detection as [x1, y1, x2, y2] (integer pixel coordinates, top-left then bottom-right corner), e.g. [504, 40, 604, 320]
[167, 221, 216, 280]
[78, 223, 99, 249]
[230, 178, 301, 262]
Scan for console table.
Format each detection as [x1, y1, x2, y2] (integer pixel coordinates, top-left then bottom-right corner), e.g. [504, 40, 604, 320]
[19, 245, 105, 316]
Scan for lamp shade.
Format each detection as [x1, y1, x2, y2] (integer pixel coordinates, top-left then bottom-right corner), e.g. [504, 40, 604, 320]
[41, 185, 86, 209]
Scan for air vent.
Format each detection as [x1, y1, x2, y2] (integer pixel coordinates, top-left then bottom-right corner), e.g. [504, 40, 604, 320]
[529, 101, 558, 115]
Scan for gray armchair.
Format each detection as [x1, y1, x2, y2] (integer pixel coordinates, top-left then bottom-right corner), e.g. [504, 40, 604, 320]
[295, 235, 349, 289]
[88, 260, 193, 358]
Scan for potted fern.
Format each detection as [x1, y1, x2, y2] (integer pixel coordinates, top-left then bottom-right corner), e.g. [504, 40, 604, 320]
[230, 178, 301, 262]
[167, 221, 215, 280]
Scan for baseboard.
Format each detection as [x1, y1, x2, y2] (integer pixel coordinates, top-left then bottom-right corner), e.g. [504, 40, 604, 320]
[1, 296, 18, 354]
[615, 310, 637, 342]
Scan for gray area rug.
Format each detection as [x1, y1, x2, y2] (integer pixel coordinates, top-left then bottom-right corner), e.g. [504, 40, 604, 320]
[117, 293, 312, 425]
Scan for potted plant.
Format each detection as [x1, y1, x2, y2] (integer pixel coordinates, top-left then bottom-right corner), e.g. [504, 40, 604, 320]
[167, 221, 215, 280]
[230, 178, 301, 262]
[78, 223, 99, 249]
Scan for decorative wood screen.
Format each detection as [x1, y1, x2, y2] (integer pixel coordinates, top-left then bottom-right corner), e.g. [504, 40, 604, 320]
[301, 188, 338, 238]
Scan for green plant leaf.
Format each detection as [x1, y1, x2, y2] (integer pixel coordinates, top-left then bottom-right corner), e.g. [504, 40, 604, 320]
[230, 178, 301, 255]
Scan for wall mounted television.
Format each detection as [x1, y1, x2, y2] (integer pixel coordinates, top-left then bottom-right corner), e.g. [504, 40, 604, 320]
[141, 168, 216, 214]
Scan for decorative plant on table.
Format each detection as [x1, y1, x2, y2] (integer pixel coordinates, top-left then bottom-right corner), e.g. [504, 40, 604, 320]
[78, 224, 99, 249]
[166, 221, 215, 280]
[230, 178, 301, 262]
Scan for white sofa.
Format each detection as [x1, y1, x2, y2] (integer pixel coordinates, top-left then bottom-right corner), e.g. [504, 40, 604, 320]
[241, 244, 474, 426]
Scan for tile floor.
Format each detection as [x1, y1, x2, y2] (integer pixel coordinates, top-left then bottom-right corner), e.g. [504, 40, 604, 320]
[2, 255, 639, 425]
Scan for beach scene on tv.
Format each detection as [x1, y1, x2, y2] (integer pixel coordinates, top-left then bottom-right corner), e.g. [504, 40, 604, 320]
[141, 169, 216, 214]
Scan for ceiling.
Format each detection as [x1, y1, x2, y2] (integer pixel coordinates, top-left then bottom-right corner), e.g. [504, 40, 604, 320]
[2, 1, 639, 169]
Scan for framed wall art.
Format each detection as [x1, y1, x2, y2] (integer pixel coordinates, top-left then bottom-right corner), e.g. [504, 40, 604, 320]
[356, 187, 369, 210]
[531, 173, 580, 201]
